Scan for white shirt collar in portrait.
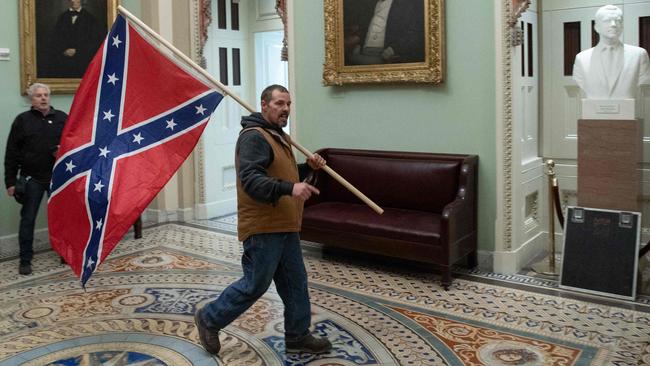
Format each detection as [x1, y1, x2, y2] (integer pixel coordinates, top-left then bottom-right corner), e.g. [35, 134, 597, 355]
[364, 0, 394, 50]
[69, 7, 83, 24]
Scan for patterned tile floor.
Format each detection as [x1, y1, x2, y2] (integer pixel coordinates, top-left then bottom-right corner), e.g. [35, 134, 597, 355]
[193, 214, 650, 307]
[1, 223, 649, 365]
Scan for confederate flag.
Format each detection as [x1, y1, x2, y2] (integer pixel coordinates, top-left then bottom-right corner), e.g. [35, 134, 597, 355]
[48, 15, 223, 286]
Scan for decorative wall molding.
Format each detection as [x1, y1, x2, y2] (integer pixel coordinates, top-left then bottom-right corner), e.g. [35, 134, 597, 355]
[0, 228, 49, 260]
[276, 0, 288, 61]
[508, 1, 531, 46]
[524, 191, 539, 232]
[500, 0, 514, 251]
[189, 0, 213, 205]
[190, 0, 212, 68]
[509, 0, 531, 27]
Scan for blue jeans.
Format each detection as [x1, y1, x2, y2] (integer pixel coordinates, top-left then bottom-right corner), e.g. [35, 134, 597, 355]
[18, 177, 49, 264]
[200, 232, 311, 341]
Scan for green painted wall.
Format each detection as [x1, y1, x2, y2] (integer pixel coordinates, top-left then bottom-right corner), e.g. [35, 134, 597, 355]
[292, 1, 497, 251]
[1, 1, 497, 253]
[0, 1, 141, 238]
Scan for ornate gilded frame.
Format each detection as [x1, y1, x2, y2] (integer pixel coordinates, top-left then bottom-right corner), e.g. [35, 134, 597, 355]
[19, 0, 119, 94]
[322, 0, 444, 85]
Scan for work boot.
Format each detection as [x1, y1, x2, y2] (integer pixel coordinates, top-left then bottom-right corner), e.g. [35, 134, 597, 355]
[285, 334, 332, 354]
[194, 308, 221, 355]
[19, 261, 32, 275]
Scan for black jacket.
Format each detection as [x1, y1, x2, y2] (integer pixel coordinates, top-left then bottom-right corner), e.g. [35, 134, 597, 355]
[4, 107, 67, 188]
[237, 113, 311, 204]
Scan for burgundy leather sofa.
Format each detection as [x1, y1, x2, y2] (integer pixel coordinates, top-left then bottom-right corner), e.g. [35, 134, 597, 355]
[301, 148, 478, 290]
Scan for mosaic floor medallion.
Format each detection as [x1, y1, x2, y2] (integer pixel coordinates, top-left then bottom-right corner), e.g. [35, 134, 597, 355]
[0, 224, 648, 365]
[477, 341, 546, 366]
[22, 342, 191, 366]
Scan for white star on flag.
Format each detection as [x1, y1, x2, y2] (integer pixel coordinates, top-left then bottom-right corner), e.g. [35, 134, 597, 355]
[195, 104, 206, 115]
[93, 180, 105, 192]
[65, 160, 76, 172]
[112, 35, 122, 48]
[103, 110, 115, 122]
[166, 119, 177, 130]
[98, 146, 110, 158]
[86, 258, 95, 269]
[107, 73, 119, 85]
[95, 218, 103, 230]
[132, 132, 144, 144]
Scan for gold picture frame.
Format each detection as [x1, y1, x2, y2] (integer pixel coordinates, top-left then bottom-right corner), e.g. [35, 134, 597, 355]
[323, 0, 445, 85]
[19, 0, 120, 94]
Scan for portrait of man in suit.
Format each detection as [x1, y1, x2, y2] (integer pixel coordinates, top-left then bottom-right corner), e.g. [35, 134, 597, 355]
[35, 0, 107, 79]
[342, 0, 425, 66]
[573, 5, 650, 99]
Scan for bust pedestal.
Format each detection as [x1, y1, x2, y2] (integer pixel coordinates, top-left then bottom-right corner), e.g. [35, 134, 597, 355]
[577, 115, 641, 211]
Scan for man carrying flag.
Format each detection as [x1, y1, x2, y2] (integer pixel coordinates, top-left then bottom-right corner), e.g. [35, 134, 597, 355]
[50, 7, 337, 357]
[194, 85, 333, 355]
[48, 14, 223, 285]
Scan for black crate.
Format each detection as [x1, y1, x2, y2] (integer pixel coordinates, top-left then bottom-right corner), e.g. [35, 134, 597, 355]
[559, 206, 640, 300]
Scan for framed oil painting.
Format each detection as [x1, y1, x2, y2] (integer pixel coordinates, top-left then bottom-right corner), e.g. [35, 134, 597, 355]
[19, 0, 119, 94]
[323, 0, 445, 85]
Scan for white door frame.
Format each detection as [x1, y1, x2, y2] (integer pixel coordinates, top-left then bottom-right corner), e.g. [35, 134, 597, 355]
[189, 0, 291, 219]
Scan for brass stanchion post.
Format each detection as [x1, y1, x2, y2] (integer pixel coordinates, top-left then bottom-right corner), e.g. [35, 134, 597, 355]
[532, 160, 561, 277]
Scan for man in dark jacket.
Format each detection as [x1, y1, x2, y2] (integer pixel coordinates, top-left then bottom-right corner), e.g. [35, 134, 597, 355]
[193, 85, 333, 355]
[4, 83, 67, 275]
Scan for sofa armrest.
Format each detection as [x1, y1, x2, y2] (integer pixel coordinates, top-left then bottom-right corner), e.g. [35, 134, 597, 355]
[440, 157, 478, 256]
[441, 195, 474, 244]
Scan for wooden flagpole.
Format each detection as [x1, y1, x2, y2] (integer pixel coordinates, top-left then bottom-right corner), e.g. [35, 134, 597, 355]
[117, 6, 384, 214]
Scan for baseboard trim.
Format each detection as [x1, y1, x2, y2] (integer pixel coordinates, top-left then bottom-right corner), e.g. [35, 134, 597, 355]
[493, 231, 548, 274]
[144, 209, 178, 223]
[476, 250, 493, 272]
[195, 198, 236, 220]
[0, 227, 50, 260]
[176, 207, 194, 222]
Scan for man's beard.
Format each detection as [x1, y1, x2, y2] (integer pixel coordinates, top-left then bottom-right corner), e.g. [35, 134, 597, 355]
[278, 114, 289, 127]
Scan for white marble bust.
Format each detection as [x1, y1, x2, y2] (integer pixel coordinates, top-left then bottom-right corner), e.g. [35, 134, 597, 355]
[573, 5, 650, 100]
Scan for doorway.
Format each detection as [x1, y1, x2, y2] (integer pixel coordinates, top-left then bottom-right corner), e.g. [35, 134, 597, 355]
[196, 0, 288, 220]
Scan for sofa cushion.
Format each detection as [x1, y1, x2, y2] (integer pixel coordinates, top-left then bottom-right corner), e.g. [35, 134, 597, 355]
[302, 202, 441, 245]
[319, 152, 459, 214]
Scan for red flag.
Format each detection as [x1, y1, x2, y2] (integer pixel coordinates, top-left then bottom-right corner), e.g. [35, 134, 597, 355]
[48, 15, 223, 285]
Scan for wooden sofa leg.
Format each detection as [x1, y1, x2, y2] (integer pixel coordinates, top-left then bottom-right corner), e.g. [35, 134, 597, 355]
[133, 216, 143, 239]
[441, 267, 452, 290]
[467, 251, 478, 269]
